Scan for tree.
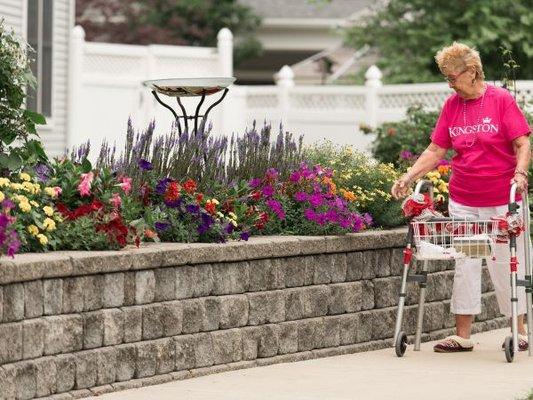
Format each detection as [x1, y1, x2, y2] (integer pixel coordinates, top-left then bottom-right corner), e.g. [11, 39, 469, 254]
[344, 0, 532, 83]
[76, 0, 262, 66]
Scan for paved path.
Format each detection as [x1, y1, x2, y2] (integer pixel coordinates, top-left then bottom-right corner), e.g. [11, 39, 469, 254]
[89, 328, 533, 400]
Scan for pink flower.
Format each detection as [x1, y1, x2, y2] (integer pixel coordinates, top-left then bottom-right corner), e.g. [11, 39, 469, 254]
[118, 177, 132, 194]
[110, 193, 122, 209]
[78, 172, 94, 197]
[54, 186, 62, 196]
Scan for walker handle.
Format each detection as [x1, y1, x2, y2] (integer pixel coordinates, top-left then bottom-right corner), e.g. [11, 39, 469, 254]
[509, 182, 519, 205]
[413, 179, 434, 203]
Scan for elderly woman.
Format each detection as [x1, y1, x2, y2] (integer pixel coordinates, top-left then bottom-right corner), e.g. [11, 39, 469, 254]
[391, 42, 531, 352]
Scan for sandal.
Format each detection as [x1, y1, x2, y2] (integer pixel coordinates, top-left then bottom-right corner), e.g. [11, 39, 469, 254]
[433, 335, 474, 353]
[501, 334, 528, 352]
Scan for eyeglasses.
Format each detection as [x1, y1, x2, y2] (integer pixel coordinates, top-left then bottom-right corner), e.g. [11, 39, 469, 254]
[444, 68, 468, 83]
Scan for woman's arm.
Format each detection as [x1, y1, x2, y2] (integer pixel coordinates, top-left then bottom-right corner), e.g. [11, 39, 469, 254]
[391, 142, 448, 199]
[511, 135, 531, 193]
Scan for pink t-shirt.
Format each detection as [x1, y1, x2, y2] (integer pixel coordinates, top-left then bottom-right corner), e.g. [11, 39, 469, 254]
[431, 84, 531, 206]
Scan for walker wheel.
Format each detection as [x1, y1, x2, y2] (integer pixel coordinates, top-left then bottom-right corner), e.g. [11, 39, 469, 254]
[504, 336, 514, 363]
[395, 331, 408, 357]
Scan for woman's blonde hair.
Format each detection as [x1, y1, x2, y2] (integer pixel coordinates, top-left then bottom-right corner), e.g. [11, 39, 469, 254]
[435, 42, 485, 81]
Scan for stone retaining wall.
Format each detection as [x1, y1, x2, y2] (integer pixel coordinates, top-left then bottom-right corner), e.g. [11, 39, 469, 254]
[0, 230, 506, 399]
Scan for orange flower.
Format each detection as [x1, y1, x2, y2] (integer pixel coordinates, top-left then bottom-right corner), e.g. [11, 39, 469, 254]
[183, 179, 197, 194]
[437, 165, 451, 175]
[144, 229, 157, 239]
[340, 188, 357, 202]
[205, 200, 216, 215]
[164, 182, 181, 202]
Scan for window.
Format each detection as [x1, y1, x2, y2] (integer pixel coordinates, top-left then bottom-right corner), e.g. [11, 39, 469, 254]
[27, 0, 53, 117]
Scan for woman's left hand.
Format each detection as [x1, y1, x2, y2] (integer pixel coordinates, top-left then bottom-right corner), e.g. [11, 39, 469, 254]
[511, 173, 528, 193]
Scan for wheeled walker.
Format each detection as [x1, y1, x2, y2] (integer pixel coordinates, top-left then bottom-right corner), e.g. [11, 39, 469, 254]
[393, 180, 533, 362]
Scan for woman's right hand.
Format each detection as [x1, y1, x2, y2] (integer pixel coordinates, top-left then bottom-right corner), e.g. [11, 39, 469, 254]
[391, 175, 412, 200]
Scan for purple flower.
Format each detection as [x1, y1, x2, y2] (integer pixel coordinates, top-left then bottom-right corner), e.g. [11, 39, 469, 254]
[240, 231, 250, 241]
[156, 178, 171, 195]
[309, 193, 323, 208]
[363, 213, 373, 226]
[289, 171, 301, 183]
[265, 168, 279, 180]
[7, 238, 20, 258]
[438, 159, 450, 166]
[2, 199, 15, 210]
[34, 164, 50, 182]
[248, 178, 261, 189]
[304, 208, 317, 222]
[164, 198, 182, 208]
[198, 213, 214, 234]
[154, 221, 170, 232]
[266, 199, 285, 220]
[262, 185, 274, 198]
[186, 204, 200, 214]
[294, 191, 308, 202]
[224, 223, 234, 234]
[399, 150, 413, 160]
[138, 159, 153, 171]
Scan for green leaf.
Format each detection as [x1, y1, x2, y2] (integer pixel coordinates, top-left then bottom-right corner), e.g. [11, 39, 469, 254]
[26, 139, 48, 161]
[81, 157, 93, 173]
[0, 152, 23, 170]
[24, 109, 47, 125]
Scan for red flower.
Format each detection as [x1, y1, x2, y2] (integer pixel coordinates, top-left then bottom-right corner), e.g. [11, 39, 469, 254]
[205, 201, 216, 215]
[196, 193, 204, 203]
[183, 179, 197, 194]
[251, 191, 262, 201]
[56, 199, 104, 220]
[164, 182, 181, 202]
[222, 200, 234, 213]
[96, 214, 129, 248]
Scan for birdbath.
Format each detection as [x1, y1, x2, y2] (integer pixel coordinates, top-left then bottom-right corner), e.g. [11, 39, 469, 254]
[142, 77, 236, 135]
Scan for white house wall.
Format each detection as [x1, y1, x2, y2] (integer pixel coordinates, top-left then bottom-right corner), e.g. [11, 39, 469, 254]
[0, 0, 25, 37]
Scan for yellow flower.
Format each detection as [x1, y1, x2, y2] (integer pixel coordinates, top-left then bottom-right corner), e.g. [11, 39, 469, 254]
[43, 206, 54, 216]
[30, 200, 39, 207]
[0, 191, 4, 202]
[19, 173, 31, 181]
[216, 211, 224, 218]
[18, 201, 31, 212]
[10, 183, 23, 191]
[210, 198, 220, 206]
[36, 234, 48, 246]
[44, 187, 56, 197]
[27, 225, 39, 236]
[436, 194, 445, 203]
[228, 212, 237, 220]
[230, 219, 238, 227]
[22, 181, 36, 193]
[43, 218, 56, 231]
[0, 178, 10, 187]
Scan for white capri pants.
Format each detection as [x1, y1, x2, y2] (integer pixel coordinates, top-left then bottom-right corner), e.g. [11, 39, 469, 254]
[449, 198, 530, 317]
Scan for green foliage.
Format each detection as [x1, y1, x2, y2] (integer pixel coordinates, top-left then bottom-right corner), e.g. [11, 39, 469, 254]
[50, 217, 115, 251]
[362, 105, 439, 167]
[0, 20, 47, 171]
[344, 0, 533, 83]
[305, 142, 405, 228]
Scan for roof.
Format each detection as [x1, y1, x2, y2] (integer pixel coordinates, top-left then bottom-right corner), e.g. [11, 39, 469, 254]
[238, 0, 374, 19]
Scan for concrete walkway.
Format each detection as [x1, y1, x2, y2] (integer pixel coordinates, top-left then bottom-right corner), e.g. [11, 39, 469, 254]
[89, 328, 533, 400]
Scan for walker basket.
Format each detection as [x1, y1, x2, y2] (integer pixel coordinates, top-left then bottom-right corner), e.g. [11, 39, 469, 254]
[411, 218, 499, 260]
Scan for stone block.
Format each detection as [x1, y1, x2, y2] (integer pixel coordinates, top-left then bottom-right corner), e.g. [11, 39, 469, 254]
[298, 318, 325, 351]
[45, 315, 83, 355]
[22, 319, 46, 359]
[356, 311, 373, 343]
[248, 259, 284, 291]
[211, 262, 249, 295]
[323, 316, 341, 347]
[135, 270, 155, 304]
[142, 304, 164, 340]
[175, 335, 196, 371]
[426, 272, 449, 302]
[0, 322, 22, 364]
[122, 306, 142, 343]
[175, 264, 213, 299]
[155, 338, 175, 374]
[103, 308, 124, 345]
[203, 297, 221, 331]
[242, 325, 279, 359]
[75, 350, 98, 389]
[123, 272, 136, 306]
[62, 277, 85, 313]
[55, 354, 76, 393]
[43, 279, 63, 315]
[0, 287, 3, 321]
[284, 288, 304, 321]
[5, 361, 36, 400]
[423, 302, 445, 332]
[103, 273, 125, 308]
[83, 275, 104, 311]
[442, 301, 456, 329]
[97, 347, 117, 385]
[346, 251, 364, 281]
[283, 256, 309, 288]
[219, 295, 248, 329]
[83, 311, 104, 349]
[481, 266, 494, 293]
[361, 280, 375, 310]
[34, 356, 57, 397]
[211, 329, 242, 365]
[0, 365, 15, 398]
[390, 248, 405, 276]
[329, 282, 362, 315]
[278, 321, 299, 354]
[371, 308, 396, 340]
[312, 254, 333, 284]
[154, 268, 176, 302]
[136, 342, 157, 378]
[373, 277, 401, 309]
[181, 299, 204, 334]
[247, 291, 285, 325]
[161, 301, 183, 337]
[194, 333, 214, 368]
[24, 280, 43, 318]
[115, 344, 137, 382]
[3, 283, 24, 322]
[339, 314, 359, 345]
